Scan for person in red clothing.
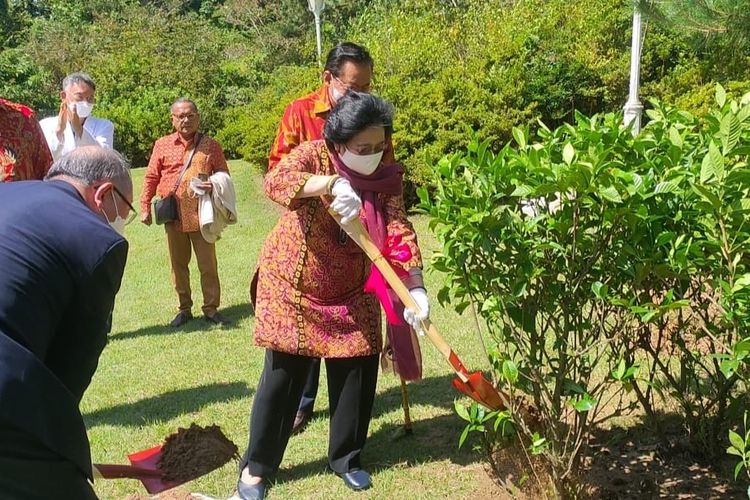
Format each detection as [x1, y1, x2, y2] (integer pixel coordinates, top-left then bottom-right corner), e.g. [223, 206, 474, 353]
[267, 42, 394, 172]
[0, 98, 53, 182]
[264, 43, 398, 435]
[140, 98, 232, 328]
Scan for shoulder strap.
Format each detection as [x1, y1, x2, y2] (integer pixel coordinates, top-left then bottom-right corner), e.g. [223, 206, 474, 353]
[170, 133, 203, 195]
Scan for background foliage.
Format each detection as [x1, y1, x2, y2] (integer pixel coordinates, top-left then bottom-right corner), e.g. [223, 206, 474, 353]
[1, 0, 748, 176]
[420, 86, 750, 497]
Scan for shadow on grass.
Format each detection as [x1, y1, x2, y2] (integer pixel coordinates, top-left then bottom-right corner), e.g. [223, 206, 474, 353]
[305, 372, 464, 421]
[271, 374, 481, 485]
[109, 302, 254, 342]
[372, 373, 463, 416]
[581, 412, 747, 499]
[84, 381, 253, 428]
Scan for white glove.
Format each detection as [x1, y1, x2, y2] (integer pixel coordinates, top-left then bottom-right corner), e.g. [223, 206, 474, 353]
[330, 178, 362, 224]
[403, 287, 429, 334]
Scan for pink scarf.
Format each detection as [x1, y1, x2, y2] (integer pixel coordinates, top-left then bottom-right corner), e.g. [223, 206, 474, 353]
[330, 147, 422, 381]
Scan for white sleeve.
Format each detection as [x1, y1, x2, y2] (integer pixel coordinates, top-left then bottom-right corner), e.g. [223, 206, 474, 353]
[38, 117, 65, 160]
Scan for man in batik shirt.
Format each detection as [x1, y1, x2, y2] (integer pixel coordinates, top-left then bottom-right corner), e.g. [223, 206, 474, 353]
[0, 98, 53, 182]
[141, 98, 232, 328]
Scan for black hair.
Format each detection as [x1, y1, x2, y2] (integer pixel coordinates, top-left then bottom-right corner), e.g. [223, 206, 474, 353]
[324, 42, 374, 77]
[324, 91, 393, 144]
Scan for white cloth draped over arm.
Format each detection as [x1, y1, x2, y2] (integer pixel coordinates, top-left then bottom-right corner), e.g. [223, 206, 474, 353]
[190, 172, 237, 243]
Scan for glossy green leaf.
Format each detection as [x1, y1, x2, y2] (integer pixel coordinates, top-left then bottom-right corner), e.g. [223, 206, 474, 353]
[729, 430, 746, 451]
[716, 83, 727, 108]
[599, 186, 622, 203]
[591, 281, 608, 299]
[502, 360, 519, 384]
[563, 142, 575, 165]
[653, 181, 679, 194]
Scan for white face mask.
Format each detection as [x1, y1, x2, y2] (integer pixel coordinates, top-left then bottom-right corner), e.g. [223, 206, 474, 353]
[341, 148, 383, 176]
[69, 100, 94, 118]
[103, 191, 126, 235]
[330, 86, 345, 104]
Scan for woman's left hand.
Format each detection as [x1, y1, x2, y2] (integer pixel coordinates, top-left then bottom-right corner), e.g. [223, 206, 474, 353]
[403, 287, 429, 333]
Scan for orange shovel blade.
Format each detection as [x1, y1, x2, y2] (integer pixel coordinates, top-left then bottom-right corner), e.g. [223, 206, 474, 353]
[452, 372, 505, 411]
[127, 445, 182, 494]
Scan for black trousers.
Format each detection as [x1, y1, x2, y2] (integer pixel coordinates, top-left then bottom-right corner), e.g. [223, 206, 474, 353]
[0, 425, 97, 500]
[241, 349, 379, 478]
[297, 358, 321, 413]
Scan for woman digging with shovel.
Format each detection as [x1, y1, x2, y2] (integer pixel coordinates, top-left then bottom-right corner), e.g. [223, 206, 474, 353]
[236, 92, 428, 500]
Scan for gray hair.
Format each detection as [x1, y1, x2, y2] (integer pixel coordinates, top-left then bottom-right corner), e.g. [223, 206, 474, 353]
[45, 146, 132, 195]
[171, 97, 198, 113]
[62, 72, 96, 92]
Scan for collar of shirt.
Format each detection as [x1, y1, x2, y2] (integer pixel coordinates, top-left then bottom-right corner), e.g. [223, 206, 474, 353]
[312, 85, 333, 116]
[171, 131, 198, 148]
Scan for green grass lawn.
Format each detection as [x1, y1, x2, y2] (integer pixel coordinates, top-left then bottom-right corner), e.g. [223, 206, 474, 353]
[84, 161, 498, 499]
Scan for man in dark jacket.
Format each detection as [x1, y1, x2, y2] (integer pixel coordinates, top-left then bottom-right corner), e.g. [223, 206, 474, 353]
[0, 146, 134, 499]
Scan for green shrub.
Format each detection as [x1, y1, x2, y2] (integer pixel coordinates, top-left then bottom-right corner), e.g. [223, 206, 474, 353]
[421, 87, 750, 496]
[0, 48, 57, 114]
[216, 64, 320, 169]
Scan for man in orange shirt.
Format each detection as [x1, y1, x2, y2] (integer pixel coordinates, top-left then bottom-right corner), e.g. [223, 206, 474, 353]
[268, 42, 394, 172]
[141, 98, 232, 328]
[0, 98, 53, 182]
[267, 42, 396, 435]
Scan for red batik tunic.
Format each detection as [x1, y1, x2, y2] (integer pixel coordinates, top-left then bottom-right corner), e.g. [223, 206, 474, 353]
[254, 140, 422, 358]
[0, 98, 53, 182]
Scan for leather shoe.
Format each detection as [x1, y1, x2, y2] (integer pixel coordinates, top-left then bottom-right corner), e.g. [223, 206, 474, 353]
[338, 469, 371, 491]
[291, 409, 312, 434]
[169, 311, 193, 328]
[205, 312, 232, 326]
[236, 479, 266, 500]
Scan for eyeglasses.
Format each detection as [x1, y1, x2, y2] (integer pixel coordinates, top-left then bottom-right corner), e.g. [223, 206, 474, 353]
[172, 113, 197, 122]
[333, 76, 372, 93]
[112, 185, 138, 225]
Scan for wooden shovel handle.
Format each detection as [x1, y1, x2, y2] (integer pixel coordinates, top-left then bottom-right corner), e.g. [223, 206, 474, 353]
[332, 211, 469, 382]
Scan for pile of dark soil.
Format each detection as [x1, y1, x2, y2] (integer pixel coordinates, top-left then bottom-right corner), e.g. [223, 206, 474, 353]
[156, 423, 239, 483]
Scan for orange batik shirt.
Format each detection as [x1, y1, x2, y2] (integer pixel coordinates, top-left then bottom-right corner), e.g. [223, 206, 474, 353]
[0, 98, 53, 182]
[141, 132, 229, 233]
[268, 86, 395, 171]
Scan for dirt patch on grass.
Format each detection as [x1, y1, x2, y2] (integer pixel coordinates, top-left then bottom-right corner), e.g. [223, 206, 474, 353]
[583, 436, 744, 499]
[479, 429, 745, 499]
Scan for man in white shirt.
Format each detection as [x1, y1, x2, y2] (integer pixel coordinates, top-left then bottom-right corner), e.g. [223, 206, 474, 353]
[39, 72, 114, 160]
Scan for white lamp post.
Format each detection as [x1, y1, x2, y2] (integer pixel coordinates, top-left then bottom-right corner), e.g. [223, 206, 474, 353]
[623, 6, 644, 136]
[307, 0, 326, 66]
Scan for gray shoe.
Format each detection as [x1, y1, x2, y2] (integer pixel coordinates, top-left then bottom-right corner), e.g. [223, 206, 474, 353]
[169, 311, 193, 328]
[204, 311, 232, 326]
[237, 479, 266, 499]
